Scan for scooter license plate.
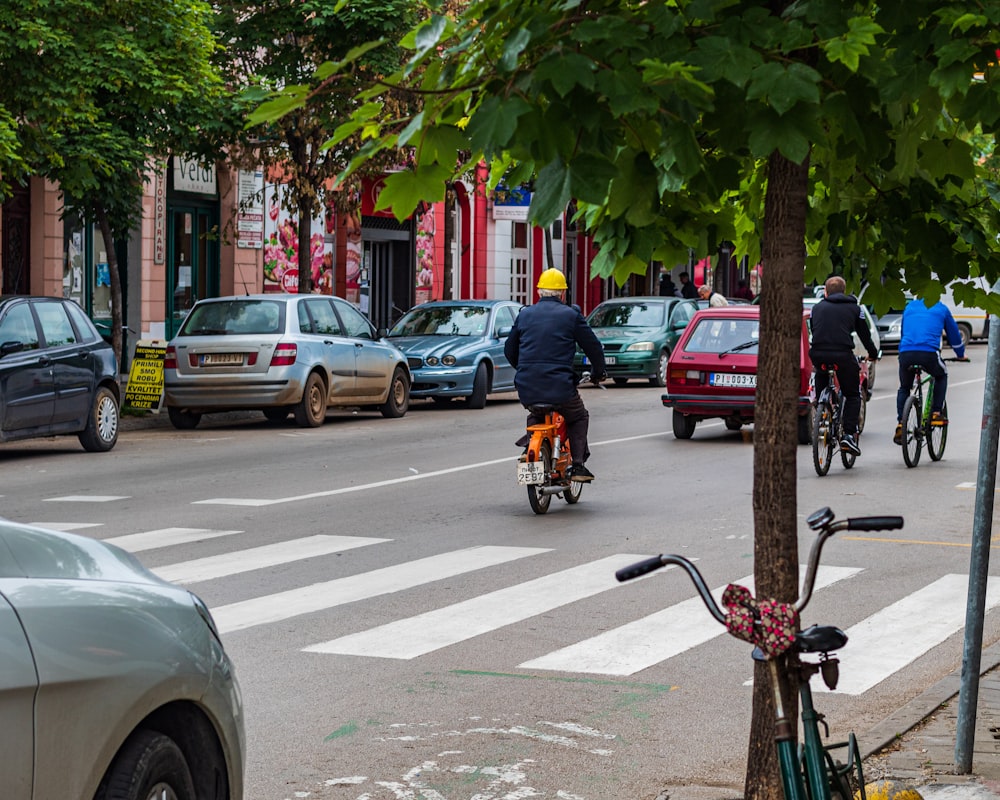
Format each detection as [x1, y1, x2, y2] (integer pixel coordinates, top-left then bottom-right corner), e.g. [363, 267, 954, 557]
[517, 461, 546, 485]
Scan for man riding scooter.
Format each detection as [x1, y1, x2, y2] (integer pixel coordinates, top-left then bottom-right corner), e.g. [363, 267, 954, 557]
[504, 269, 606, 482]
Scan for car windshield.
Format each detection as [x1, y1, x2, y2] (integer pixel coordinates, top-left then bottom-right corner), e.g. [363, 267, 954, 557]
[589, 302, 665, 327]
[179, 300, 284, 336]
[389, 306, 489, 337]
[684, 317, 760, 355]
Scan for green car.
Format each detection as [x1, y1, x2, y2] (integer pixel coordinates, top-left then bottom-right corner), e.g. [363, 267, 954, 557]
[575, 296, 699, 387]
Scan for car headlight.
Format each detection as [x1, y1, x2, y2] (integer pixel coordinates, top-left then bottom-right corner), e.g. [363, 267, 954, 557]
[442, 355, 457, 366]
[625, 341, 655, 352]
[426, 356, 439, 366]
[889, 320, 902, 333]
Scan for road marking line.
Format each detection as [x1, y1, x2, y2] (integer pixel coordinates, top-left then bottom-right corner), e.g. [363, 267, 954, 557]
[43, 495, 129, 503]
[152, 534, 389, 585]
[193, 431, 671, 506]
[214, 545, 550, 633]
[105, 527, 244, 553]
[956, 482, 1000, 493]
[27, 522, 103, 531]
[842, 535, 991, 548]
[520, 565, 861, 676]
[303, 555, 649, 659]
[831, 573, 1000, 695]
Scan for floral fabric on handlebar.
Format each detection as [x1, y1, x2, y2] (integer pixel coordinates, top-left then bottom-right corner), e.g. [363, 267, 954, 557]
[722, 584, 800, 657]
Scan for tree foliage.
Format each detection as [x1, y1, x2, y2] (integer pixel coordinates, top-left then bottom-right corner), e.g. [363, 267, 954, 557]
[215, 0, 417, 293]
[0, 0, 230, 365]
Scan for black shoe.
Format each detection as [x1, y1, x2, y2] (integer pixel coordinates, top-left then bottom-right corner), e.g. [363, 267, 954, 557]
[568, 464, 594, 483]
[840, 434, 861, 457]
[515, 434, 529, 448]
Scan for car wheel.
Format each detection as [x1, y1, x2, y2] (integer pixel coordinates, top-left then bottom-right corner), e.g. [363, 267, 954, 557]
[167, 406, 201, 430]
[294, 372, 327, 427]
[380, 366, 410, 418]
[725, 418, 743, 431]
[649, 350, 669, 387]
[464, 362, 488, 409]
[672, 409, 696, 440]
[263, 407, 291, 422]
[78, 386, 120, 452]
[95, 729, 196, 800]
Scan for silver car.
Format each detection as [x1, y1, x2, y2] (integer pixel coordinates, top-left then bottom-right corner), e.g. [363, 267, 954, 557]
[0, 520, 244, 800]
[164, 294, 411, 429]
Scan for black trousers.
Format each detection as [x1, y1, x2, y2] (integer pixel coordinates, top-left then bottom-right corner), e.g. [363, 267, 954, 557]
[523, 389, 591, 464]
[809, 349, 861, 435]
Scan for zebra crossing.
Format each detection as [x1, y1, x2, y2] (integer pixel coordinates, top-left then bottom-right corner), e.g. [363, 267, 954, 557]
[33, 520, 1000, 696]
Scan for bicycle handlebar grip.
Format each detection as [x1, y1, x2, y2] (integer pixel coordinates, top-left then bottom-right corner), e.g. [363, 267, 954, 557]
[616, 556, 665, 582]
[846, 516, 904, 532]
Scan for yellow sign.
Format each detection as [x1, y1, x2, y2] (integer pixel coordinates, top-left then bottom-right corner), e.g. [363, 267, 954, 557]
[124, 340, 166, 411]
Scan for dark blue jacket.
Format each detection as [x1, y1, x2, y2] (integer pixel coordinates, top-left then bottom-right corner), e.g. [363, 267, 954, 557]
[810, 292, 879, 359]
[900, 298, 965, 358]
[504, 296, 606, 405]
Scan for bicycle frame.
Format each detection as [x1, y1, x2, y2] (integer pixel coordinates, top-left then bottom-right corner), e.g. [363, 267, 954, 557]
[617, 508, 904, 800]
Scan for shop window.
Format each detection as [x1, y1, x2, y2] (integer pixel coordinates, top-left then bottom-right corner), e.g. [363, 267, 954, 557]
[62, 212, 113, 337]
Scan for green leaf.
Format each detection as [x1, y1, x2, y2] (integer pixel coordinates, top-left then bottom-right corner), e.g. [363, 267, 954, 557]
[375, 165, 451, 221]
[245, 86, 310, 127]
[530, 159, 572, 225]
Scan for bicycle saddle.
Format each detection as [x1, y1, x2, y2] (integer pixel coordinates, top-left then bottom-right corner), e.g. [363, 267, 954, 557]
[795, 624, 847, 653]
[527, 403, 557, 414]
[907, 365, 924, 374]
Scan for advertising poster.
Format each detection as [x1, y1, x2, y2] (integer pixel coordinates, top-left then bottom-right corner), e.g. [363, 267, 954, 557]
[262, 183, 333, 294]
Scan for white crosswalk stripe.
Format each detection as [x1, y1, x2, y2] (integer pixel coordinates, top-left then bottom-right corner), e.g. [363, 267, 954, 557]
[152, 534, 391, 584]
[105, 527, 244, 553]
[213, 545, 551, 633]
[520, 565, 862, 676]
[303, 555, 649, 659]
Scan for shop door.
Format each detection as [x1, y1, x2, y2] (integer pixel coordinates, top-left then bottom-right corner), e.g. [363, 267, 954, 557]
[2, 186, 30, 295]
[166, 207, 218, 339]
[365, 240, 412, 331]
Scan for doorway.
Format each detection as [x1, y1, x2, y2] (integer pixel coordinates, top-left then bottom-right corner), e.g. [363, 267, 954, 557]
[166, 206, 218, 338]
[364, 238, 412, 331]
[2, 186, 30, 295]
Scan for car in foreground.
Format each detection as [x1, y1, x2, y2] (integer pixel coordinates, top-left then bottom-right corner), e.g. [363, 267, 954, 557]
[0, 519, 244, 800]
[661, 305, 813, 442]
[802, 296, 881, 391]
[164, 294, 410, 429]
[386, 299, 523, 407]
[573, 296, 699, 387]
[0, 295, 120, 451]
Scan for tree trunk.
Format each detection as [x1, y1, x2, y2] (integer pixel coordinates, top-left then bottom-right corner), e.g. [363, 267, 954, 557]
[743, 149, 810, 800]
[298, 197, 313, 295]
[96, 204, 124, 372]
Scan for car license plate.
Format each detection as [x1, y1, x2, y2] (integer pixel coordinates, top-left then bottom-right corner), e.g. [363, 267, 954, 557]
[582, 356, 616, 365]
[201, 353, 244, 366]
[517, 461, 546, 485]
[710, 372, 756, 387]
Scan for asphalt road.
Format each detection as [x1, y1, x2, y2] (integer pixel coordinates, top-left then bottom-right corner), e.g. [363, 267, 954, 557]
[2, 346, 998, 800]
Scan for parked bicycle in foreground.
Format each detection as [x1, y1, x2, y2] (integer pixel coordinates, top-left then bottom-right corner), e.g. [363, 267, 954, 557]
[898, 357, 968, 468]
[616, 507, 904, 800]
[812, 358, 872, 476]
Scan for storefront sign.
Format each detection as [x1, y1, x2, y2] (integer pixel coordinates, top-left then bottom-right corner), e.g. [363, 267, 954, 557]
[361, 175, 397, 218]
[492, 184, 531, 221]
[153, 171, 166, 264]
[237, 170, 264, 249]
[123, 341, 166, 411]
[173, 158, 217, 195]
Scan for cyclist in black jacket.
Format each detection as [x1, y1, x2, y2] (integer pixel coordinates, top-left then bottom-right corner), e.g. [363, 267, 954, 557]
[809, 276, 879, 457]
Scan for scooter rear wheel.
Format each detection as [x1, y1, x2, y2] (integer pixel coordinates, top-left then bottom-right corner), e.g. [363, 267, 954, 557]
[527, 441, 553, 515]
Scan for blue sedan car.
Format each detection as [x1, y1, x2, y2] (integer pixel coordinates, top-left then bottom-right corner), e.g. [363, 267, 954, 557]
[387, 300, 523, 408]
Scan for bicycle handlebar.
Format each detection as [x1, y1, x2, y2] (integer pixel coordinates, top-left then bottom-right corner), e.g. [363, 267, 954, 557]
[617, 509, 904, 619]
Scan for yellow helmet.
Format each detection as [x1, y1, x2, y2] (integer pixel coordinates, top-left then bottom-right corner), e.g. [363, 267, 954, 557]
[537, 269, 568, 290]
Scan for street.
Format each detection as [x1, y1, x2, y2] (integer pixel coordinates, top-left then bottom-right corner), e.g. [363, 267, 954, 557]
[2, 348, 998, 800]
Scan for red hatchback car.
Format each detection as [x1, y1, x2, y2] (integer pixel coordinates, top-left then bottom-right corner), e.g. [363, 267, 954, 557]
[661, 305, 813, 443]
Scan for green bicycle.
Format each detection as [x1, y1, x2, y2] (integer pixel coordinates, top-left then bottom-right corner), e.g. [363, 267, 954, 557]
[616, 507, 904, 800]
[898, 357, 967, 468]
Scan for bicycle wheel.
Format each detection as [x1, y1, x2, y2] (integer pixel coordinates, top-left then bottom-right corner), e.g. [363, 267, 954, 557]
[901, 395, 922, 468]
[927, 401, 948, 461]
[527, 441, 553, 514]
[840, 395, 864, 470]
[812, 401, 834, 476]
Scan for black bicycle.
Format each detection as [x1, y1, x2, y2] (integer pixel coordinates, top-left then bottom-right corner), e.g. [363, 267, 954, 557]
[812, 359, 868, 476]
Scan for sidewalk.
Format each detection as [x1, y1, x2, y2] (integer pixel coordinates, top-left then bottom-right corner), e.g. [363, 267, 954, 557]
[861, 641, 1000, 800]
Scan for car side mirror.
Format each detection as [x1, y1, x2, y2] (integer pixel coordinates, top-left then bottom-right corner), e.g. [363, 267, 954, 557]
[0, 340, 24, 358]
[376, 327, 389, 339]
[496, 325, 512, 339]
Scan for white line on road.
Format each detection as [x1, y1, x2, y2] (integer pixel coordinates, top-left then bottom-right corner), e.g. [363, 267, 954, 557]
[213, 545, 550, 634]
[152, 534, 389, 585]
[193, 431, 671, 506]
[520, 565, 862, 676]
[43, 495, 130, 503]
[303, 555, 650, 659]
[27, 522, 103, 531]
[105, 527, 244, 553]
[831, 573, 1000, 695]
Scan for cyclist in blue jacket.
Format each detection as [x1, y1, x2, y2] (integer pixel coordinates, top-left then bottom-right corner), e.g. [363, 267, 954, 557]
[895, 296, 967, 444]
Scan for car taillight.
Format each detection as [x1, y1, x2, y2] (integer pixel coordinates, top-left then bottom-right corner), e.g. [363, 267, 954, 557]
[270, 343, 297, 367]
[164, 346, 177, 370]
[669, 368, 702, 385]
